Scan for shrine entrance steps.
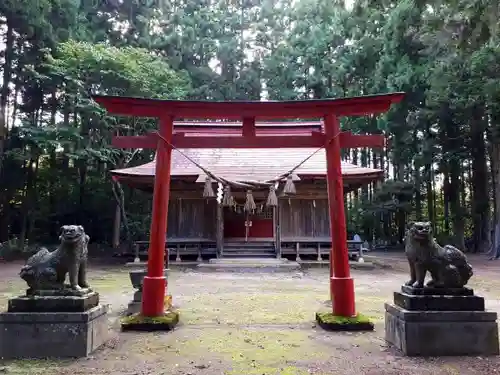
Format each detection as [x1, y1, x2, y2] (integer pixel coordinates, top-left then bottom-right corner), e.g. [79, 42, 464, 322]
[222, 240, 276, 259]
[197, 257, 301, 272]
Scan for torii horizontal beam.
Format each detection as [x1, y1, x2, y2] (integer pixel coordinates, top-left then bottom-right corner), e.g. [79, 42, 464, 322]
[93, 92, 405, 119]
[111, 131, 385, 149]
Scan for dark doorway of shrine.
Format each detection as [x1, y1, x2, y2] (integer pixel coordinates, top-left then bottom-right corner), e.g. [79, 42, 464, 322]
[223, 204, 274, 240]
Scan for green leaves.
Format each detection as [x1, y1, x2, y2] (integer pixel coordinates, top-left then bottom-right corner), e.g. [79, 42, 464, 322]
[47, 41, 192, 99]
[365, 180, 415, 215]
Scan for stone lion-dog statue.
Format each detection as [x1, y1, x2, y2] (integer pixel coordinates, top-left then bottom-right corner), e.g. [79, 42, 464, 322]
[405, 221, 473, 289]
[19, 225, 90, 292]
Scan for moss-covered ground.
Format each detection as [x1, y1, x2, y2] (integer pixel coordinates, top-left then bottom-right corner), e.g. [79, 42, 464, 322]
[1, 254, 500, 374]
[316, 312, 372, 324]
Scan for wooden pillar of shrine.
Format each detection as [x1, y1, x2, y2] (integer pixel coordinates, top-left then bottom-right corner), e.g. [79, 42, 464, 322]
[324, 113, 356, 317]
[273, 205, 281, 258]
[216, 203, 224, 257]
[142, 115, 174, 317]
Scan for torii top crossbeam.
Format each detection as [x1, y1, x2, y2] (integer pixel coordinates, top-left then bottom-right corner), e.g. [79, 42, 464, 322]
[93, 92, 403, 118]
[93, 92, 404, 320]
[93, 93, 404, 149]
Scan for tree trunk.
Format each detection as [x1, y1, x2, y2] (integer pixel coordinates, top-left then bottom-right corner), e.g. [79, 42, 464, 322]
[62, 97, 71, 170]
[441, 108, 466, 248]
[470, 106, 491, 253]
[372, 149, 382, 241]
[489, 107, 500, 258]
[443, 164, 451, 236]
[18, 157, 39, 250]
[10, 62, 20, 126]
[449, 158, 466, 249]
[414, 166, 422, 221]
[111, 158, 125, 248]
[78, 162, 87, 223]
[361, 148, 369, 239]
[491, 141, 500, 258]
[111, 180, 133, 252]
[27, 157, 40, 244]
[77, 110, 89, 224]
[425, 163, 434, 229]
[49, 91, 58, 236]
[0, 184, 15, 241]
[112, 205, 121, 248]
[0, 20, 14, 178]
[396, 156, 406, 243]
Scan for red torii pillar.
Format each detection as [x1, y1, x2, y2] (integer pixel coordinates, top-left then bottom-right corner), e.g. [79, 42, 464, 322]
[324, 114, 354, 316]
[94, 93, 404, 318]
[141, 115, 174, 316]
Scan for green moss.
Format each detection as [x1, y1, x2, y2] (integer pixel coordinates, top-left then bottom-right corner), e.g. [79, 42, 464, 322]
[177, 328, 328, 374]
[0, 359, 70, 374]
[180, 291, 321, 325]
[121, 311, 179, 325]
[316, 312, 371, 325]
[88, 271, 130, 292]
[226, 365, 311, 375]
[329, 294, 388, 320]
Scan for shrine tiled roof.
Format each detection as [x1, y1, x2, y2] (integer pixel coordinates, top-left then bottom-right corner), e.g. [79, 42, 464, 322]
[111, 148, 383, 183]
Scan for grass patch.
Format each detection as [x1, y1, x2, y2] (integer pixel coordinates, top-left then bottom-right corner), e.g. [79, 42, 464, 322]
[164, 294, 172, 310]
[121, 310, 179, 331]
[121, 311, 179, 325]
[355, 295, 391, 321]
[0, 359, 71, 374]
[87, 271, 130, 292]
[0, 279, 27, 311]
[179, 328, 328, 375]
[179, 292, 323, 325]
[315, 312, 374, 331]
[226, 365, 311, 375]
[316, 312, 371, 324]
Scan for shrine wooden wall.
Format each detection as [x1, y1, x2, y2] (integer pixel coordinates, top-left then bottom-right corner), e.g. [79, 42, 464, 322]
[165, 180, 348, 240]
[165, 197, 334, 240]
[166, 198, 216, 239]
[279, 198, 330, 238]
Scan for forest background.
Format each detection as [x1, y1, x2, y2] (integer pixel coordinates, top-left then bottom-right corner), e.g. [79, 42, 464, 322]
[1, 0, 499, 256]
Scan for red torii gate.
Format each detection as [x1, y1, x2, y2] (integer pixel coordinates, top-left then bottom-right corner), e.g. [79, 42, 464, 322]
[93, 93, 404, 318]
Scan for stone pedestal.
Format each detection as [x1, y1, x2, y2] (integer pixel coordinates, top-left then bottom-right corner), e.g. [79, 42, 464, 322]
[8, 291, 100, 313]
[385, 286, 499, 356]
[127, 290, 142, 316]
[0, 290, 109, 359]
[126, 267, 168, 315]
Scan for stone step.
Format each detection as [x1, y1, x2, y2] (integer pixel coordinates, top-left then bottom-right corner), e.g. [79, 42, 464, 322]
[198, 257, 301, 272]
[224, 247, 275, 252]
[224, 242, 274, 248]
[223, 247, 275, 250]
[223, 247, 275, 253]
[210, 257, 287, 264]
[223, 253, 276, 258]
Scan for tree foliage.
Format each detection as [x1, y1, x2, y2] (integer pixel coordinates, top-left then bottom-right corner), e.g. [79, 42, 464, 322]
[1, 0, 499, 254]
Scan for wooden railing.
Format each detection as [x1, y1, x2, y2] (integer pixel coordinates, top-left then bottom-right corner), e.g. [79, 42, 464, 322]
[131, 237, 364, 262]
[133, 238, 217, 262]
[279, 238, 364, 261]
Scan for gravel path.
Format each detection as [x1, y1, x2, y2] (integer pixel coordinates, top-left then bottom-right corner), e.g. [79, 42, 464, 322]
[1, 255, 500, 374]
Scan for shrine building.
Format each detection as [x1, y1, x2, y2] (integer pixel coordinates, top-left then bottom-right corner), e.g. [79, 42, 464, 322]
[111, 120, 382, 261]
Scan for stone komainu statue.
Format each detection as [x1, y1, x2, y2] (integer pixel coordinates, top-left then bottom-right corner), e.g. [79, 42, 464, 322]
[20, 225, 90, 291]
[405, 221, 473, 289]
